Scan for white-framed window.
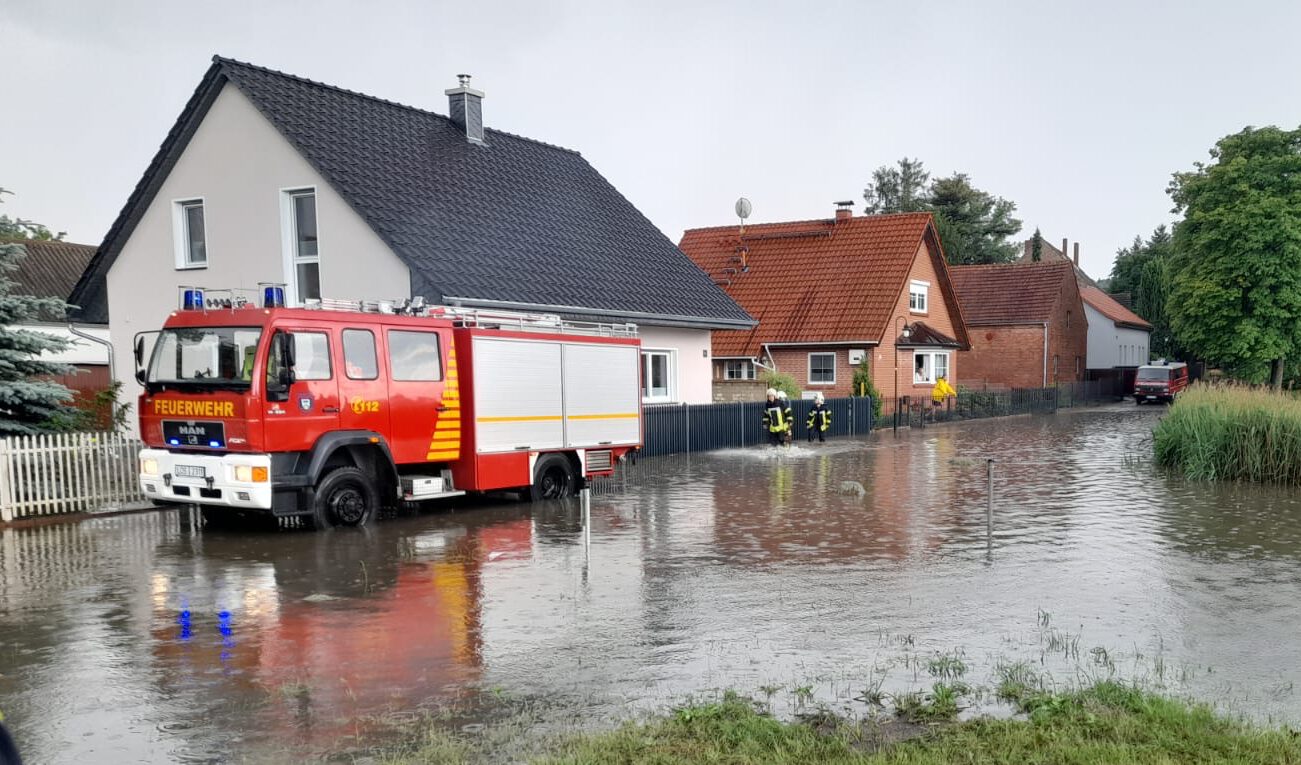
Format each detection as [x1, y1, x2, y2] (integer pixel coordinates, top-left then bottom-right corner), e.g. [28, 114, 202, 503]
[281, 188, 320, 305]
[172, 198, 207, 269]
[723, 359, 755, 380]
[808, 352, 836, 384]
[909, 279, 929, 313]
[913, 351, 950, 384]
[641, 349, 676, 403]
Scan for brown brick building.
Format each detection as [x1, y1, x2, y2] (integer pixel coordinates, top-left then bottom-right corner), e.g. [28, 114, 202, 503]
[949, 261, 1087, 389]
[679, 207, 970, 407]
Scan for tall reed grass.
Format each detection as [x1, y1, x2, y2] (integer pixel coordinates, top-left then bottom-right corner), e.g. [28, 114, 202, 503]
[1152, 383, 1301, 483]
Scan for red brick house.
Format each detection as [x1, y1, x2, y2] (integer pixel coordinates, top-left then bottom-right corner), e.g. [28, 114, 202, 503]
[950, 261, 1087, 389]
[679, 207, 969, 406]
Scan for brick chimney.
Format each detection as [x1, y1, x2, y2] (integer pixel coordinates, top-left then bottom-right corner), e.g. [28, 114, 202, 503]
[1073, 242, 1080, 267]
[445, 74, 485, 145]
[834, 200, 854, 221]
[1061, 238, 1068, 260]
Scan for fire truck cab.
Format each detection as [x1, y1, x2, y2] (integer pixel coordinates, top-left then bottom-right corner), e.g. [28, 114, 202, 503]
[136, 288, 641, 528]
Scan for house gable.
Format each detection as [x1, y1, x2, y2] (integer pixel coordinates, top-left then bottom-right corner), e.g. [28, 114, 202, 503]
[680, 212, 968, 358]
[103, 82, 409, 327]
[73, 56, 751, 330]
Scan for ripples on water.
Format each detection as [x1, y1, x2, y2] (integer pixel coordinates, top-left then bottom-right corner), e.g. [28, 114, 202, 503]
[1, 405, 1299, 762]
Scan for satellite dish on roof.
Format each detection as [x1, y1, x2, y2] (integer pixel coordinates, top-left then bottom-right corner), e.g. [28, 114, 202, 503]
[735, 197, 752, 220]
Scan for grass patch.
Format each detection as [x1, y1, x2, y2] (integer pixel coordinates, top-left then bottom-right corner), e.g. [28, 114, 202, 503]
[1153, 383, 1301, 483]
[516, 683, 1299, 765]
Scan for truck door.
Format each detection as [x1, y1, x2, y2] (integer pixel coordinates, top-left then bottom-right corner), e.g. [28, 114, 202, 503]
[383, 328, 454, 465]
[336, 327, 391, 436]
[264, 329, 341, 452]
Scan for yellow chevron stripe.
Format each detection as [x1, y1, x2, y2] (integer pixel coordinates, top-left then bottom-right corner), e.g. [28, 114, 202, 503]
[427, 451, 460, 461]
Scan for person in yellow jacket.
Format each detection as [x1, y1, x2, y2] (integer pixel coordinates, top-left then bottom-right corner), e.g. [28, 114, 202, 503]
[762, 388, 786, 446]
[931, 375, 956, 410]
[806, 392, 831, 442]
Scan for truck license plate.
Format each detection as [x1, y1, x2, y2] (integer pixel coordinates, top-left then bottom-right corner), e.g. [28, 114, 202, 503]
[1146, 396, 1157, 400]
[174, 464, 205, 478]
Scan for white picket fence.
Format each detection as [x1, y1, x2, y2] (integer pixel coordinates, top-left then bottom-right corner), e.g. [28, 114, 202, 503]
[0, 432, 146, 522]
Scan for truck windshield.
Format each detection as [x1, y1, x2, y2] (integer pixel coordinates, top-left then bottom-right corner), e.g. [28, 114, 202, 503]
[148, 327, 263, 388]
[1136, 367, 1170, 381]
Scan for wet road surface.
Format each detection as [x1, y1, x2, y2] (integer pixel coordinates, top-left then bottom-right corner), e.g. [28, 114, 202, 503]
[1, 404, 1300, 762]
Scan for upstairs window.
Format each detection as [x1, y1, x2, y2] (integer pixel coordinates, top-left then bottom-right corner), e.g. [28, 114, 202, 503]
[909, 280, 929, 313]
[173, 199, 207, 269]
[283, 188, 320, 304]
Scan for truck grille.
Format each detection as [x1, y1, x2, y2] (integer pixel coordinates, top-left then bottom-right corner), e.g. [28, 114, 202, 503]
[586, 450, 613, 473]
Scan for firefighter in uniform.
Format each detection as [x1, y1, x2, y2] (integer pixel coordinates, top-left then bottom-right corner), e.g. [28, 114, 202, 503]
[806, 392, 831, 442]
[777, 391, 794, 445]
[762, 388, 786, 446]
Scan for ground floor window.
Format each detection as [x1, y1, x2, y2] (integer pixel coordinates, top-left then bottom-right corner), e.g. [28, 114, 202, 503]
[641, 350, 675, 402]
[913, 350, 950, 384]
[808, 352, 836, 384]
[722, 359, 755, 380]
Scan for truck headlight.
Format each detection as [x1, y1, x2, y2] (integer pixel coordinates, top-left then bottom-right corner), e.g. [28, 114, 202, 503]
[141, 458, 159, 476]
[234, 465, 269, 483]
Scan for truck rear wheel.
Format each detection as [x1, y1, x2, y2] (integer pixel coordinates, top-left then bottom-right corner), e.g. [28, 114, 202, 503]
[530, 454, 576, 501]
[313, 467, 378, 528]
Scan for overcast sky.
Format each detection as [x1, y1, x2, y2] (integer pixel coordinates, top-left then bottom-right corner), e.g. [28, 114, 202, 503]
[3, 0, 1300, 279]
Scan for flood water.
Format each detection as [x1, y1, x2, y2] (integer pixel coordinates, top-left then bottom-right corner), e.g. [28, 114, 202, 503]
[2, 404, 1300, 763]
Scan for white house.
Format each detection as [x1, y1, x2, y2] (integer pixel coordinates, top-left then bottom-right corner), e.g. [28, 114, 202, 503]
[1020, 237, 1152, 376]
[70, 57, 752, 422]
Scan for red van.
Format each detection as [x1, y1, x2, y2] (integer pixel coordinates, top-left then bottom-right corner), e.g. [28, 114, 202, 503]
[1134, 361, 1189, 404]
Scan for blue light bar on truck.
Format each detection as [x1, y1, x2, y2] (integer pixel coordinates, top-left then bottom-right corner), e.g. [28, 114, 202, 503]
[182, 289, 204, 310]
[262, 286, 286, 308]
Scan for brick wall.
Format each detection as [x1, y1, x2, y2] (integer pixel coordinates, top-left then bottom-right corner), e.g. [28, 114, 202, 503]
[712, 380, 767, 402]
[766, 346, 864, 398]
[960, 324, 1047, 388]
[958, 268, 1087, 389]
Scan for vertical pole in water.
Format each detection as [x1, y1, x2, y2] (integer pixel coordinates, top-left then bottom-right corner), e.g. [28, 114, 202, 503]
[985, 458, 995, 548]
[581, 487, 592, 557]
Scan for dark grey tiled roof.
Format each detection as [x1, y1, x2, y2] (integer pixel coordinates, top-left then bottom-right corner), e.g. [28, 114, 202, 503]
[2, 239, 99, 306]
[71, 56, 752, 329]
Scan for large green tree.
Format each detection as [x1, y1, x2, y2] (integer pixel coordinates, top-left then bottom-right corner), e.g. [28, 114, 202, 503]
[1167, 126, 1301, 388]
[862, 159, 1023, 264]
[1109, 225, 1181, 359]
[0, 242, 76, 434]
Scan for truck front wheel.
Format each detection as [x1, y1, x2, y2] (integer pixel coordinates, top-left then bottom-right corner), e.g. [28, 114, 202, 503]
[531, 454, 576, 501]
[313, 467, 378, 528]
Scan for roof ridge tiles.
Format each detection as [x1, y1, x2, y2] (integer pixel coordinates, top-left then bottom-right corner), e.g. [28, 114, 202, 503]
[212, 55, 581, 156]
[683, 210, 932, 236]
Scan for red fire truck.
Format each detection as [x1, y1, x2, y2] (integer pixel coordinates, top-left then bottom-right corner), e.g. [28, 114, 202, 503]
[135, 288, 642, 528]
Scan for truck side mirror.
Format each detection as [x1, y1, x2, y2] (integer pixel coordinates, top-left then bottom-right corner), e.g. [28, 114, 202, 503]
[134, 335, 145, 366]
[266, 332, 296, 402]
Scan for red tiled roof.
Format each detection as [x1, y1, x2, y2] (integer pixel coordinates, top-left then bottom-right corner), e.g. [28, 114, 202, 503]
[1080, 285, 1152, 330]
[950, 261, 1075, 325]
[679, 212, 965, 357]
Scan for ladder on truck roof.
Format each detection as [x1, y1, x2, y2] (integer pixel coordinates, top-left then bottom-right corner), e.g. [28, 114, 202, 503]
[302, 296, 638, 339]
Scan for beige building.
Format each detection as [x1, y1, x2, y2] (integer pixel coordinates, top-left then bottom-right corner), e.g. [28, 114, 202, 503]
[71, 57, 752, 422]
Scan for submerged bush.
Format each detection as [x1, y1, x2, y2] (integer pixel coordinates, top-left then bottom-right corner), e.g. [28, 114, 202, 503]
[1153, 383, 1301, 483]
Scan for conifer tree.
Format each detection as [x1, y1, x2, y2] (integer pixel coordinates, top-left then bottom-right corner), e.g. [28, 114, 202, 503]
[0, 242, 75, 435]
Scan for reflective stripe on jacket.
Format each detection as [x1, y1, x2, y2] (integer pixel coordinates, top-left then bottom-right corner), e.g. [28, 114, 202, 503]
[763, 403, 786, 433]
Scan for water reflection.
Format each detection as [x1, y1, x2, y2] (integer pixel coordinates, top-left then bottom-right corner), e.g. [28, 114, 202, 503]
[2, 406, 1301, 763]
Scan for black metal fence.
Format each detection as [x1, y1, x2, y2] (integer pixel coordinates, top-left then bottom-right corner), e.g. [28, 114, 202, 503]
[639, 397, 876, 458]
[633, 380, 1124, 460]
[886, 379, 1125, 430]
